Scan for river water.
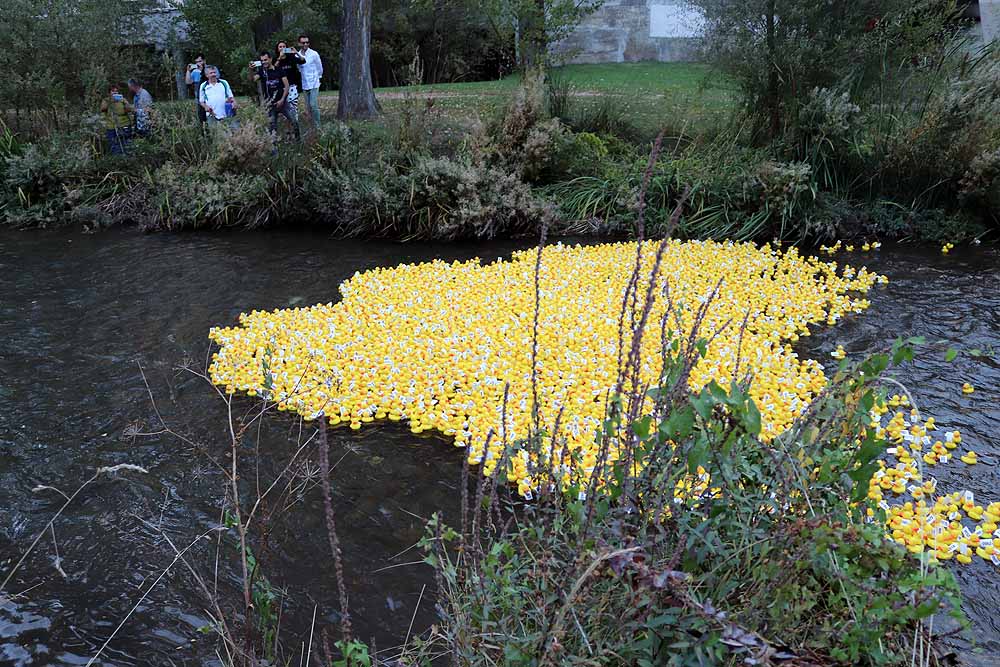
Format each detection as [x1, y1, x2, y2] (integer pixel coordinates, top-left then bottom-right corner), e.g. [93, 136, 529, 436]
[0, 229, 997, 665]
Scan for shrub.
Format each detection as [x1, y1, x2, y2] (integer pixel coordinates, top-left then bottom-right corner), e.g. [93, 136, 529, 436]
[300, 163, 408, 236]
[422, 334, 964, 666]
[210, 121, 273, 175]
[569, 94, 642, 143]
[144, 162, 272, 230]
[408, 155, 554, 239]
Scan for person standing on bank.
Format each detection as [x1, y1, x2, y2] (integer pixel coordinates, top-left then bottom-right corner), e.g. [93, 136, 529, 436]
[275, 39, 305, 122]
[100, 84, 134, 155]
[128, 78, 153, 137]
[297, 34, 323, 131]
[184, 54, 207, 125]
[252, 51, 300, 142]
[199, 66, 238, 130]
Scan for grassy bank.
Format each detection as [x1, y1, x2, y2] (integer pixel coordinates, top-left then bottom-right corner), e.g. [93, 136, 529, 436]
[1, 60, 996, 243]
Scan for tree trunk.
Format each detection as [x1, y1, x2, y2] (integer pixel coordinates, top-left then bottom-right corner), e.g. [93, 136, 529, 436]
[518, 0, 548, 70]
[338, 0, 380, 120]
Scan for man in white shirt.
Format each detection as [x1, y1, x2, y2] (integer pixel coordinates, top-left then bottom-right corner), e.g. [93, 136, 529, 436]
[198, 66, 237, 129]
[297, 34, 324, 131]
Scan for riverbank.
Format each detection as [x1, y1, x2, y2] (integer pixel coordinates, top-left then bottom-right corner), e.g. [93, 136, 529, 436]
[1, 227, 997, 664]
[2, 62, 996, 244]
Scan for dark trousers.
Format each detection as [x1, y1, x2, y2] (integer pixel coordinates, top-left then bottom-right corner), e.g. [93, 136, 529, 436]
[106, 127, 132, 155]
[268, 102, 300, 141]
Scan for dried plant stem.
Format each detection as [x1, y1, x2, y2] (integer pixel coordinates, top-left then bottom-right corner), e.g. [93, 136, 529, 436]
[317, 420, 353, 642]
[84, 526, 222, 667]
[1, 464, 147, 593]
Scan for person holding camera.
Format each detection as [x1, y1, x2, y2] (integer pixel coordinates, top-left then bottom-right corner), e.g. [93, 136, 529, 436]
[199, 66, 238, 130]
[252, 51, 300, 142]
[297, 34, 323, 131]
[184, 54, 207, 125]
[100, 84, 134, 155]
[275, 40, 305, 118]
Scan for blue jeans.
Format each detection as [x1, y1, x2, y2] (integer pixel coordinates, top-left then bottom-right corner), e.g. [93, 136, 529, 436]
[106, 127, 131, 155]
[302, 88, 321, 129]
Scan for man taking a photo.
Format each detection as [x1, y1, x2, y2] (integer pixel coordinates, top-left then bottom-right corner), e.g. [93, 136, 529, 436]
[252, 51, 300, 142]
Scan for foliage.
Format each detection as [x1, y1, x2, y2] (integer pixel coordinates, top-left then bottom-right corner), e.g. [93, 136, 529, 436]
[0, 0, 157, 118]
[144, 162, 273, 231]
[422, 335, 965, 665]
[688, 0, 968, 141]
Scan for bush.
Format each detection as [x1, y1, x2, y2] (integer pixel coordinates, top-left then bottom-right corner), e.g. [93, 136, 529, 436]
[301, 155, 554, 240]
[409, 156, 554, 239]
[422, 337, 964, 666]
[210, 121, 273, 176]
[144, 162, 272, 231]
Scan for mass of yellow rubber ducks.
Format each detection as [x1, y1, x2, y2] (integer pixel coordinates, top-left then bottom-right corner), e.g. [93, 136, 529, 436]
[208, 239, 886, 495]
[868, 397, 997, 567]
[208, 238, 995, 569]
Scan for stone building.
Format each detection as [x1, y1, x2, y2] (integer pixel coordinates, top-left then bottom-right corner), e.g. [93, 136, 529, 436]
[553, 0, 1000, 64]
[552, 0, 702, 63]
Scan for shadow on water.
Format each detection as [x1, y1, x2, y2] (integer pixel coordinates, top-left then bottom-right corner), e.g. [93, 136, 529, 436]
[0, 229, 997, 665]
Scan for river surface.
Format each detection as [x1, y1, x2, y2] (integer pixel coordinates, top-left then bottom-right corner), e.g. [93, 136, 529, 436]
[0, 229, 998, 666]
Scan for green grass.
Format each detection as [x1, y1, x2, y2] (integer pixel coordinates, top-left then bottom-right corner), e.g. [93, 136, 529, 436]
[314, 62, 737, 137]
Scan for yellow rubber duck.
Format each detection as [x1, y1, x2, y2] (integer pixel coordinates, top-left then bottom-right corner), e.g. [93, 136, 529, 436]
[960, 451, 979, 465]
[962, 382, 975, 394]
[831, 345, 846, 360]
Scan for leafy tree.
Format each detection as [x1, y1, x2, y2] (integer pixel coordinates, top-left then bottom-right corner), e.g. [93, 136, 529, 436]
[0, 0, 157, 118]
[686, 0, 968, 139]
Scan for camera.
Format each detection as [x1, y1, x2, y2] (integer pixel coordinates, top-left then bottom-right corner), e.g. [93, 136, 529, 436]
[251, 60, 262, 68]
[112, 93, 124, 102]
[188, 63, 198, 70]
[282, 47, 295, 54]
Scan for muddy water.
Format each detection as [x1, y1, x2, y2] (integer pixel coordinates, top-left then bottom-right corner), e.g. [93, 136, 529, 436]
[0, 230, 997, 665]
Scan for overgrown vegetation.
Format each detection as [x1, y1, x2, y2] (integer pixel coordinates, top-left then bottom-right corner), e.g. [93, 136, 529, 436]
[5, 25, 1000, 243]
[417, 341, 964, 665]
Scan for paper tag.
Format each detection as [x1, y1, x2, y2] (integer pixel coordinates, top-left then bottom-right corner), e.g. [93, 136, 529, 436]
[523, 491, 533, 500]
[578, 491, 587, 501]
[964, 491, 975, 504]
[962, 526, 972, 539]
[992, 554, 1000, 566]
[899, 519, 911, 527]
[948, 543, 959, 553]
[886, 447, 897, 455]
[879, 501, 890, 511]
[949, 511, 961, 521]
[979, 539, 993, 547]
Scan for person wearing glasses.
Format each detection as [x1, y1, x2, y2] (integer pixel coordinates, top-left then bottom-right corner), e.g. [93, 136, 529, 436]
[296, 34, 323, 131]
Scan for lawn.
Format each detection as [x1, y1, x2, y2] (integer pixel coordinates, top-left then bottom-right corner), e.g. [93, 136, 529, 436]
[317, 62, 737, 137]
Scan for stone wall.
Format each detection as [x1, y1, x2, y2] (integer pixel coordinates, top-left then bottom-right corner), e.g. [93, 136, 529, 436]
[552, 0, 703, 64]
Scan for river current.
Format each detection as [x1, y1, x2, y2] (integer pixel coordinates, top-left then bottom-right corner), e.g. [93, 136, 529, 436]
[1, 229, 997, 665]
